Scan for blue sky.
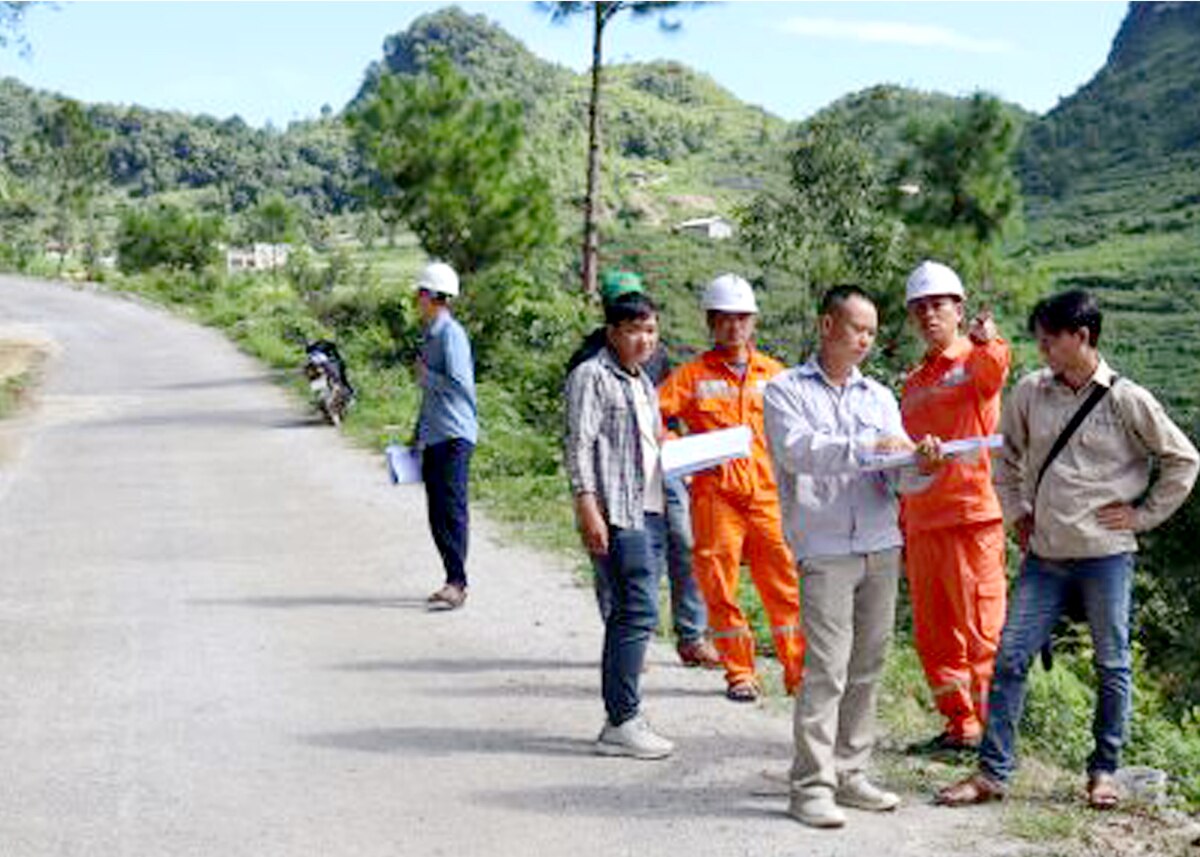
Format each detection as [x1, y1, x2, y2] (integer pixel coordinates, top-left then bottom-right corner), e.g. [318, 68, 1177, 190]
[0, 2, 1130, 128]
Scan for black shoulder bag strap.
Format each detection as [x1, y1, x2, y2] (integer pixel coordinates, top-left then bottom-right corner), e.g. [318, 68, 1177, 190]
[1034, 376, 1118, 496]
[1035, 374, 1118, 671]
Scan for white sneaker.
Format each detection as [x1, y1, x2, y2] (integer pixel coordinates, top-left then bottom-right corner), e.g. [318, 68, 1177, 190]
[595, 714, 674, 760]
[789, 793, 847, 829]
[835, 774, 901, 811]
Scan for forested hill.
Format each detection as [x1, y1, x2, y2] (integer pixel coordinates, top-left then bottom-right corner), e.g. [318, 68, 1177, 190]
[351, 7, 792, 217]
[3, 2, 1198, 245]
[353, 6, 575, 108]
[0, 7, 795, 221]
[797, 84, 1021, 168]
[0, 74, 359, 214]
[1017, 0, 1200, 247]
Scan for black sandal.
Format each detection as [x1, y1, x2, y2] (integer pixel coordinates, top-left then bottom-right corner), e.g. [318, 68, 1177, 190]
[725, 681, 759, 703]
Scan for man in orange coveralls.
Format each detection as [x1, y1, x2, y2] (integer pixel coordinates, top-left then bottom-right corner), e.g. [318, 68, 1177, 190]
[900, 260, 1011, 751]
[658, 273, 804, 703]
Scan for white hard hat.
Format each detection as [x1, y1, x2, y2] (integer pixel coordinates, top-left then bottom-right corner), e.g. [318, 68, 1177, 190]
[906, 260, 964, 304]
[701, 273, 758, 313]
[416, 261, 460, 297]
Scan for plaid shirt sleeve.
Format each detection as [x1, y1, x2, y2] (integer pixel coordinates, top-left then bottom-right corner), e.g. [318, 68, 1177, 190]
[565, 360, 603, 497]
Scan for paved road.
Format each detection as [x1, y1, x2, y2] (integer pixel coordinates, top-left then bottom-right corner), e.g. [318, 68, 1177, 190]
[0, 277, 1002, 856]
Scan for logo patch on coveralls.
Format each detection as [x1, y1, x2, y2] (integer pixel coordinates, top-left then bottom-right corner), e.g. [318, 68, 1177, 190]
[697, 379, 735, 400]
[939, 366, 969, 388]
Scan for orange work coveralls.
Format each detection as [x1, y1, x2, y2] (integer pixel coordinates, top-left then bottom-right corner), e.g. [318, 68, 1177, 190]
[901, 334, 1010, 742]
[658, 349, 804, 693]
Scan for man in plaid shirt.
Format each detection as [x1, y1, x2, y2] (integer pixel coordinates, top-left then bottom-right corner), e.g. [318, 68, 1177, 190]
[565, 291, 673, 760]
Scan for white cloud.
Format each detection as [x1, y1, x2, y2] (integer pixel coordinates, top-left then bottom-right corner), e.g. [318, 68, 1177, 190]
[780, 16, 1012, 54]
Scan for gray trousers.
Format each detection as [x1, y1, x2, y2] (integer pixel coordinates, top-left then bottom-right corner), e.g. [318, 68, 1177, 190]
[791, 549, 900, 799]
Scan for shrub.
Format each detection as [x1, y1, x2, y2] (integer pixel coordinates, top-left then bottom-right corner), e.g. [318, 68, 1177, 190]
[116, 203, 224, 274]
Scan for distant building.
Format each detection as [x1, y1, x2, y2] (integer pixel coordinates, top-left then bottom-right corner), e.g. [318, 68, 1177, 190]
[674, 215, 735, 241]
[226, 243, 291, 274]
[626, 170, 667, 188]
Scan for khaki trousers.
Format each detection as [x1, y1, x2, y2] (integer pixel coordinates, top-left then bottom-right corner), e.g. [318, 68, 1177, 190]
[790, 549, 899, 799]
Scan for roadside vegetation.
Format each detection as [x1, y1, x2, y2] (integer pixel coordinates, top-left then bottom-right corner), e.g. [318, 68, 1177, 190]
[0, 371, 28, 417]
[2, 4, 1200, 849]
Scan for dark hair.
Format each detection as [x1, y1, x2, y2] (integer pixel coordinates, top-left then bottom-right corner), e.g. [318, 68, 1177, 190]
[1027, 289, 1102, 346]
[605, 291, 658, 327]
[819, 284, 874, 317]
[418, 287, 450, 305]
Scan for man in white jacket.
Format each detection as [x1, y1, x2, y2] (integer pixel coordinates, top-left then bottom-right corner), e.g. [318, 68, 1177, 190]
[764, 285, 931, 829]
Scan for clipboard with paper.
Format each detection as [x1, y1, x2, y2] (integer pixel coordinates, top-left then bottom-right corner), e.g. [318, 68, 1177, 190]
[661, 425, 753, 480]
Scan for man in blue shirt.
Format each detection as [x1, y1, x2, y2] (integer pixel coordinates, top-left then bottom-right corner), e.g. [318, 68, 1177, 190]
[764, 285, 929, 828]
[414, 261, 478, 610]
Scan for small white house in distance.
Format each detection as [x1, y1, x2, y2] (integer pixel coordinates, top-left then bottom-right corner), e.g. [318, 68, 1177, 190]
[675, 215, 735, 241]
[226, 243, 291, 274]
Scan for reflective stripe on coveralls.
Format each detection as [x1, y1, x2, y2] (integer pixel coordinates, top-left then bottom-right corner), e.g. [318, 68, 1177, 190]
[901, 334, 1010, 740]
[659, 349, 805, 693]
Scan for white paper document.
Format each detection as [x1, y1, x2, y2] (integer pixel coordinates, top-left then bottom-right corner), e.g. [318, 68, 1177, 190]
[661, 426, 753, 479]
[856, 434, 1004, 472]
[385, 444, 423, 484]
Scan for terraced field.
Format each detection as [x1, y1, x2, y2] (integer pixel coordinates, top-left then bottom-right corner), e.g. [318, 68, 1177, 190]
[1031, 222, 1200, 422]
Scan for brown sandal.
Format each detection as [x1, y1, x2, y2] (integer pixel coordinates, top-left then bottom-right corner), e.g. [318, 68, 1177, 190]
[427, 584, 467, 610]
[1087, 772, 1120, 810]
[936, 773, 1006, 806]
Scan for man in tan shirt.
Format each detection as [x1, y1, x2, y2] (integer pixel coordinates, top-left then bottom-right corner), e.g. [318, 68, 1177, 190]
[938, 289, 1198, 811]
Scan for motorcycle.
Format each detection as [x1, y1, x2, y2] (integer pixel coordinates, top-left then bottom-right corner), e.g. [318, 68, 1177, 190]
[303, 339, 354, 426]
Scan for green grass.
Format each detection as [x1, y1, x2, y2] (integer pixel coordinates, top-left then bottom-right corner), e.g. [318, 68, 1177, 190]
[1001, 804, 1087, 845]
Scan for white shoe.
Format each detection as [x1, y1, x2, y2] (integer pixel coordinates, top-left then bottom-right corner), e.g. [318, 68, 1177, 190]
[789, 793, 847, 829]
[595, 714, 674, 760]
[835, 774, 901, 811]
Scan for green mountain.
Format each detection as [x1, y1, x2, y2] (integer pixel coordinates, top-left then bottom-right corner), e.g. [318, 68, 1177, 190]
[1014, 2, 1200, 417]
[351, 7, 790, 224]
[0, 75, 360, 214]
[3, 1, 1197, 287]
[799, 85, 984, 165]
[0, 6, 793, 228]
[353, 6, 574, 109]
[1018, 1, 1200, 248]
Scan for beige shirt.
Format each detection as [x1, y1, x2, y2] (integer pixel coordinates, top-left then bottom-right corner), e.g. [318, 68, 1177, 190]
[995, 358, 1199, 559]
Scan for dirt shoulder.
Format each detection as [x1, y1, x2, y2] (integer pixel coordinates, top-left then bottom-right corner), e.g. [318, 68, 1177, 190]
[0, 324, 56, 468]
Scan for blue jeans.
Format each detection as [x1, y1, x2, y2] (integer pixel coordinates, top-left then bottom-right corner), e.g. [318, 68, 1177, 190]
[421, 438, 473, 588]
[979, 553, 1133, 783]
[599, 514, 664, 726]
[593, 476, 708, 642]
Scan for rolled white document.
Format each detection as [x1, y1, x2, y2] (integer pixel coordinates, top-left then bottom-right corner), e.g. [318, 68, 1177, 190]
[857, 434, 1004, 471]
